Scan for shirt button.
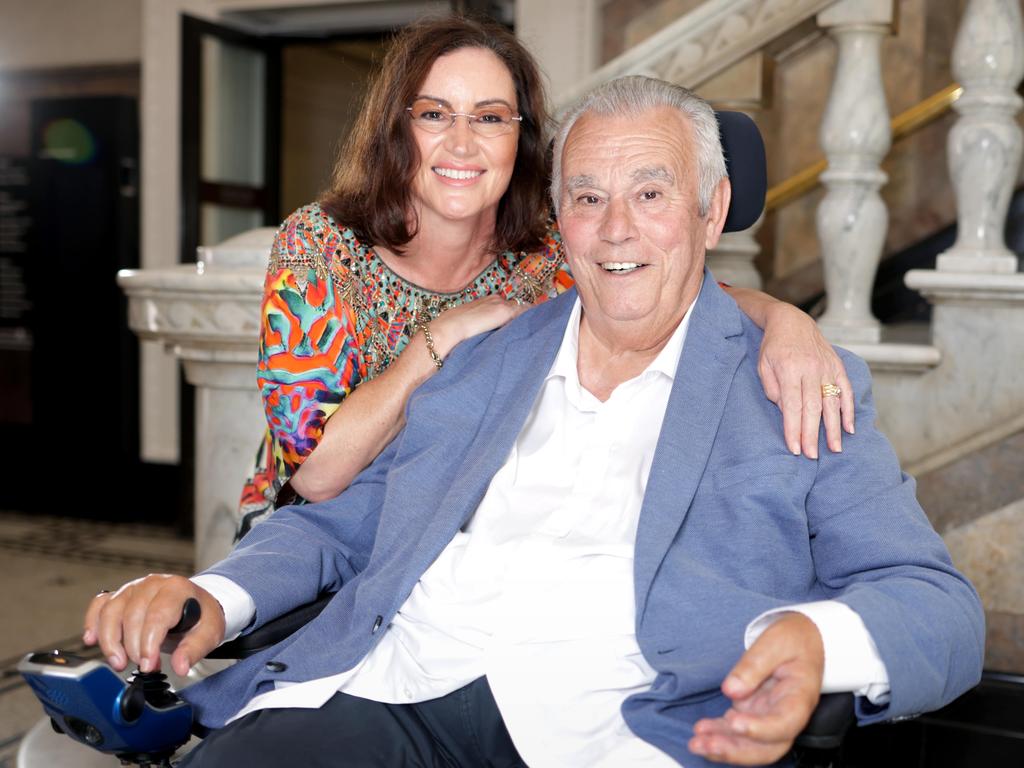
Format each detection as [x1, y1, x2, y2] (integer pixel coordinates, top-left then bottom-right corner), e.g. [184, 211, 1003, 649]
[264, 661, 287, 673]
[371, 615, 383, 633]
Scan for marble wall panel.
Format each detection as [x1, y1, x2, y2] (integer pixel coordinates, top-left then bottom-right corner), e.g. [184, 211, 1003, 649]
[944, 499, 1024, 616]
[600, 0, 703, 64]
[984, 610, 1024, 673]
[943, 498, 1024, 673]
[871, 301, 1024, 467]
[916, 430, 1024, 535]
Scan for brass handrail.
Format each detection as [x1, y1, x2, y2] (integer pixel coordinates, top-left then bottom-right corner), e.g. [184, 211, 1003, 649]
[764, 82, 964, 212]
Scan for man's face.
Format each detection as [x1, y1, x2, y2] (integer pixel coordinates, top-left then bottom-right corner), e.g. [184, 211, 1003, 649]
[557, 107, 728, 346]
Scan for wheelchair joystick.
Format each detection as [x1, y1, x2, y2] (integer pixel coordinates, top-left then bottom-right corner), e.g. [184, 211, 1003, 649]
[18, 598, 203, 767]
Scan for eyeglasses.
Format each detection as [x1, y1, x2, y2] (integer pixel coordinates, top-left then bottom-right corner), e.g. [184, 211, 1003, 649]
[406, 98, 522, 138]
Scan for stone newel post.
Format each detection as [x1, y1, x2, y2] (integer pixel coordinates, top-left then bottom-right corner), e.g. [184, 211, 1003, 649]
[118, 228, 274, 570]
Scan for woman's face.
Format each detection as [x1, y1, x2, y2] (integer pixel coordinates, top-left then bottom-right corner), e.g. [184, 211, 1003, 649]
[409, 47, 520, 234]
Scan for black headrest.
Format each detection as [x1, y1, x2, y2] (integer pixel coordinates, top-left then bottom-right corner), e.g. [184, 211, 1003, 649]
[715, 110, 766, 233]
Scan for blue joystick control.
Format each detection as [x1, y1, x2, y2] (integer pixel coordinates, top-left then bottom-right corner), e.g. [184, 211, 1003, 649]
[18, 598, 201, 766]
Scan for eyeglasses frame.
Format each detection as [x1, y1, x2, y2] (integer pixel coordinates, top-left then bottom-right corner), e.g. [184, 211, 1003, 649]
[405, 100, 523, 137]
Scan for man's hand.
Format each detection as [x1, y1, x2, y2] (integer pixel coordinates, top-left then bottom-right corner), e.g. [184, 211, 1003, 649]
[689, 612, 825, 765]
[82, 574, 226, 677]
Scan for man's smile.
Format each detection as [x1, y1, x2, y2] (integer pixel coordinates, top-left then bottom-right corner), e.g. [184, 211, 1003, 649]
[599, 261, 647, 274]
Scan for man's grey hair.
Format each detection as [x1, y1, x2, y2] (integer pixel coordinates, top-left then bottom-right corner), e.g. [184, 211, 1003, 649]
[550, 76, 727, 217]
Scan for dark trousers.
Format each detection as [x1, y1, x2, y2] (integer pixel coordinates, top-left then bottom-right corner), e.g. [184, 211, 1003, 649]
[177, 677, 526, 768]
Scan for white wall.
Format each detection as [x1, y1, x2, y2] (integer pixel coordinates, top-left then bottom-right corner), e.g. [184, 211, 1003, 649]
[515, 0, 600, 108]
[0, 0, 141, 70]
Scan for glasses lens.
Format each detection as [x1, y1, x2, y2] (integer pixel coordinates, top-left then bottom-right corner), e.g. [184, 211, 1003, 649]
[409, 100, 451, 133]
[471, 105, 516, 137]
[407, 99, 520, 136]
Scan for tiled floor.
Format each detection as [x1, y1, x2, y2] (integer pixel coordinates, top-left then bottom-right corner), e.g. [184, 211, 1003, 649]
[0, 512, 192, 767]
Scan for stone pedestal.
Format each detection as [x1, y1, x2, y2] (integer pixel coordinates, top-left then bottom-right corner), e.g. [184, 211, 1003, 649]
[118, 228, 275, 570]
[874, 270, 1024, 469]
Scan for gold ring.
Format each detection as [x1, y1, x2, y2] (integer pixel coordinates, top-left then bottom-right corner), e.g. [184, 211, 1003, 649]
[821, 383, 842, 398]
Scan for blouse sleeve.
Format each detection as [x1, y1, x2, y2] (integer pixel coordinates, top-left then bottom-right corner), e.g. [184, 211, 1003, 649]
[256, 217, 364, 477]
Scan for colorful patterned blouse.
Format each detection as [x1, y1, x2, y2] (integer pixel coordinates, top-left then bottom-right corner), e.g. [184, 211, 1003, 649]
[236, 202, 573, 536]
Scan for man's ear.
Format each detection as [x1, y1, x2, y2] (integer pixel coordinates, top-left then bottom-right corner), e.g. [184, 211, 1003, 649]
[704, 177, 732, 251]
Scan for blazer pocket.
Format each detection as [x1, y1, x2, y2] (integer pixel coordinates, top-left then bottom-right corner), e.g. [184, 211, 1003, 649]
[712, 455, 798, 491]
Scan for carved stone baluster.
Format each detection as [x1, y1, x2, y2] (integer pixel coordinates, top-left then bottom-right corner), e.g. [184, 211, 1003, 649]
[811, 0, 892, 342]
[937, 0, 1024, 274]
[815, 0, 894, 344]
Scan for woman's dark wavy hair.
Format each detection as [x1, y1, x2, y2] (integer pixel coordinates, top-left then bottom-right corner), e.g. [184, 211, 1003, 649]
[320, 15, 550, 256]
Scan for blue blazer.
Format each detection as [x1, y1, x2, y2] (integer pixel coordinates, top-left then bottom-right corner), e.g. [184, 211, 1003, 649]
[188, 274, 984, 767]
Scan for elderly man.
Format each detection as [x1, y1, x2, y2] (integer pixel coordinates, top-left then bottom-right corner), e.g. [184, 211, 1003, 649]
[86, 77, 983, 768]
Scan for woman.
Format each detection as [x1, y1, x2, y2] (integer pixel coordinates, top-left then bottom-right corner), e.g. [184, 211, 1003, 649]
[236, 15, 852, 538]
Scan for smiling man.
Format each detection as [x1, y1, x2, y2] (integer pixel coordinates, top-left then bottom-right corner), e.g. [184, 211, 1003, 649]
[87, 77, 982, 768]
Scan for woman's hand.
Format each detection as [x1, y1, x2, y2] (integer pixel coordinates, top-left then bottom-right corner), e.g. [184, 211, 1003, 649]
[758, 303, 854, 458]
[430, 295, 530, 357]
[83, 575, 226, 677]
[290, 295, 530, 503]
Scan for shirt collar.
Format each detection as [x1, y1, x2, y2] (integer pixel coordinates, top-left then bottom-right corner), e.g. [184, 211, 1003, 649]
[545, 286, 700, 392]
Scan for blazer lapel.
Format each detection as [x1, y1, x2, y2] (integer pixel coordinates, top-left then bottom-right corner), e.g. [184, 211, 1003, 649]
[633, 275, 747, 623]
[439, 290, 578, 526]
[383, 290, 578, 582]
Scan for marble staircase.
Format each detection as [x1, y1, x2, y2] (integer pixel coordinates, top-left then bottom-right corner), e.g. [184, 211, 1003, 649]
[529, 0, 1024, 674]
[115, 0, 1024, 675]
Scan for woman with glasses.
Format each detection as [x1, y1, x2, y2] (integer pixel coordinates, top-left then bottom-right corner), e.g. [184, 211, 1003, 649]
[235, 15, 853, 537]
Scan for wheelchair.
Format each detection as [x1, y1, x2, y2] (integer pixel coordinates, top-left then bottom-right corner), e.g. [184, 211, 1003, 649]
[19, 109, 858, 766]
[19, 594, 855, 768]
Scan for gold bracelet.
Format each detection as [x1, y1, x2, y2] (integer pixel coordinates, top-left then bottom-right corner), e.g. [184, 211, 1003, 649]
[419, 319, 443, 370]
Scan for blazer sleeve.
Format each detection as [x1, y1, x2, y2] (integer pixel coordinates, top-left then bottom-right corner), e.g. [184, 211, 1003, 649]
[805, 351, 985, 723]
[199, 435, 397, 628]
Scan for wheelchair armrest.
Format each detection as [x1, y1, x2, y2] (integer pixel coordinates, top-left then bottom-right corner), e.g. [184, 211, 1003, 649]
[201, 596, 856, 752]
[206, 594, 335, 660]
[794, 692, 855, 751]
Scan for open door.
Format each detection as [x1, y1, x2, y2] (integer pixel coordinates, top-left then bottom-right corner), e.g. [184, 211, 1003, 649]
[181, 14, 281, 265]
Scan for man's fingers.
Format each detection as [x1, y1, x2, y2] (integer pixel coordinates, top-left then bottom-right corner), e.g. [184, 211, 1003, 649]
[139, 591, 194, 672]
[83, 592, 112, 645]
[168, 594, 225, 677]
[723, 636, 787, 701]
[723, 682, 817, 743]
[690, 717, 794, 766]
[95, 598, 129, 671]
[725, 613, 824, 701]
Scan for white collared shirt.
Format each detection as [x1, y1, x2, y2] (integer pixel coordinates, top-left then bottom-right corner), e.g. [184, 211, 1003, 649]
[197, 296, 888, 766]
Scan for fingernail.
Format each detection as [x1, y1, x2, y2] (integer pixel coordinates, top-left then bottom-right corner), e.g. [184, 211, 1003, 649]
[82, 630, 93, 644]
[140, 657, 152, 673]
[790, 443, 800, 455]
[107, 655, 121, 668]
[723, 674, 743, 693]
